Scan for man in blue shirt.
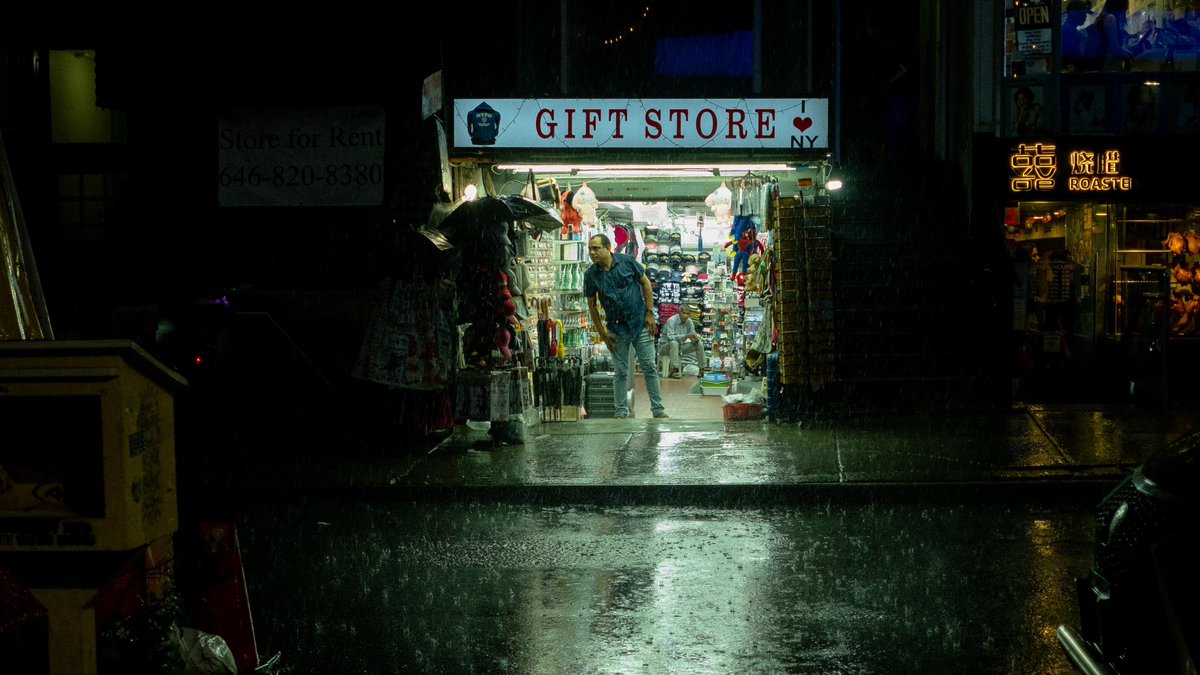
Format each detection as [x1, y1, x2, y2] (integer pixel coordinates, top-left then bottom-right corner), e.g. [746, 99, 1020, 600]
[584, 233, 668, 419]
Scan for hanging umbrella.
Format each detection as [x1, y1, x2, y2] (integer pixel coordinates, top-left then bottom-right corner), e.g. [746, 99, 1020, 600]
[597, 202, 633, 223]
[420, 194, 562, 249]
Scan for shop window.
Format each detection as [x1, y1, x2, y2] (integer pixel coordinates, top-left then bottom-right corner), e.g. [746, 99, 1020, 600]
[1009, 1, 1054, 77]
[1110, 203, 1200, 338]
[1004, 3, 1200, 136]
[56, 172, 124, 242]
[1062, 1, 1200, 75]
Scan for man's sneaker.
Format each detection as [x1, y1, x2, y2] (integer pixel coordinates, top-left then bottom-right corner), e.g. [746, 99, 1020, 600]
[613, 413, 627, 419]
[652, 411, 670, 419]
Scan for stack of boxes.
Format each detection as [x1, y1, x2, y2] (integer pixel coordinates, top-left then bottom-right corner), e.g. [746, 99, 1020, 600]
[773, 197, 835, 391]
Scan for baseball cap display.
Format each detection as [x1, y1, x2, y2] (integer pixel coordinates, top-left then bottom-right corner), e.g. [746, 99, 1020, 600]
[698, 251, 712, 263]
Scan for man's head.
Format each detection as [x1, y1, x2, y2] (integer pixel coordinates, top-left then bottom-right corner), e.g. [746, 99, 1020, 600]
[682, 303, 699, 318]
[588, 234, 613, 268]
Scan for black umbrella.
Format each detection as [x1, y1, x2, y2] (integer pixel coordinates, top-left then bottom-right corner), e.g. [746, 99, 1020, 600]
[421, 194, 562, 249]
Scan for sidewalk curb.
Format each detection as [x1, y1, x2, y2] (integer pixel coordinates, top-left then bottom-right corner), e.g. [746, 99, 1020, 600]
[224, 477, 1121, 507]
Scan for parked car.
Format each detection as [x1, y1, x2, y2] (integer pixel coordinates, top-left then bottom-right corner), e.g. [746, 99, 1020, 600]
[1058, 428, 1199, 674]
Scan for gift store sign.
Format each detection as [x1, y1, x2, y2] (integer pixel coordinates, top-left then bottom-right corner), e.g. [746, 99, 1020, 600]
[453, 98, 829, 150]
[1009, 143, 1133, 193]
[218, 106, 385, 207]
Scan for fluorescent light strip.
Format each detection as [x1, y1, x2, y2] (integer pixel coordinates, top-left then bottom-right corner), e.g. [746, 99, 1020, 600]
[495, 163, 795, 174]
[572, 169, 719, 178]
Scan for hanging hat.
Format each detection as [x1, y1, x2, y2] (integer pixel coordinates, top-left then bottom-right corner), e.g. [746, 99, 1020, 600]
[698, 251, 712, 262]
[685, 264, 699, 275]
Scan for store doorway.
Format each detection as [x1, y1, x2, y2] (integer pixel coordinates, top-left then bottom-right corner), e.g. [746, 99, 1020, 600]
[501, 166, 794, 422]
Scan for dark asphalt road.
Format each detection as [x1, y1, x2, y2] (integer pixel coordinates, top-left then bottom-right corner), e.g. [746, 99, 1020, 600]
[200, 403, 1194, 673]
[234, 497, 1093, 674]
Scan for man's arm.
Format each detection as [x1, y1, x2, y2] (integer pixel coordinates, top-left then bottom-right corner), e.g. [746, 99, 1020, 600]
[588, 295, 615, 349]
[639, 274, 656, 334]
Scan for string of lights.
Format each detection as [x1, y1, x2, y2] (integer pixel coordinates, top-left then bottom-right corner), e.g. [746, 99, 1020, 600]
[600, 5, 652, 46]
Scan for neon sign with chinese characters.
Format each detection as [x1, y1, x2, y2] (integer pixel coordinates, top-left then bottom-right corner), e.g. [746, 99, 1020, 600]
[1010, 143, 1057, 192]
[1008, 144, 1133, 193]
[1066, 149, 1132, 191]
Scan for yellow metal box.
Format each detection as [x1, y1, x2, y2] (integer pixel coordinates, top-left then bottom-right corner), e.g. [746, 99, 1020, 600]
[0, 340, 187, 552]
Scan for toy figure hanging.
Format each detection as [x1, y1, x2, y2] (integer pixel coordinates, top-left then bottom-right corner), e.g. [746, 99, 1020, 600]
[705, 182, 733, 232]
[573, 183, 598, 228]
[560, 189, 582, 239]
[723, 226, 764, 285]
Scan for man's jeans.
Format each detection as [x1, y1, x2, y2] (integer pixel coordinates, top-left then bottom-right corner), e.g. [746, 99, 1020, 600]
[612, 329, 665, 417]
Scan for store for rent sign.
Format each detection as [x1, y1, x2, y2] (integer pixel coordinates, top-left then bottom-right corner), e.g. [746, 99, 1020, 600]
[218, 106, 385, 207]
[1009, 143, 1133, 193]
[453, 98, 829, 150]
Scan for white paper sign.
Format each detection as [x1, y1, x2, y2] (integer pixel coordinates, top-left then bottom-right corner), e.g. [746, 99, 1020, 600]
[218, 106, 385, 207]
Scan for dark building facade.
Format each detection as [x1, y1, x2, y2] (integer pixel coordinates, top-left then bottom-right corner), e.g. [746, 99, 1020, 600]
[5, 3, 1068, 427]
[983, 1, 1200, 408]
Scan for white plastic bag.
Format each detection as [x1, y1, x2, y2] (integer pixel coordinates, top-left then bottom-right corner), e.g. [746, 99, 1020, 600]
[173, 626, 237, 674]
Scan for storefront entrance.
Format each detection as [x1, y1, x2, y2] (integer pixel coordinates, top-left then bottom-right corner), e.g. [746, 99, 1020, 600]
[442, 96, 833, 425]
[486, 165, 807, 421]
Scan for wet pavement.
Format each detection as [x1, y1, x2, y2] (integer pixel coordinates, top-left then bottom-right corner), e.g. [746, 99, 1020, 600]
[216, 403, 1197, 674]
[229, 403, 1195, 499]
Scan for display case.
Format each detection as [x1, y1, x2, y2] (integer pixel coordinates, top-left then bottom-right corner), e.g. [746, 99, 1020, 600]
[1107, 207, 1200, 340]
[1104, 205, 1200, 403]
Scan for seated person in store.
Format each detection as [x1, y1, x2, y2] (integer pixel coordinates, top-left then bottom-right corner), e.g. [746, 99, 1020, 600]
[584, 233, 669, 419]
[657, 303, 706, 379]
